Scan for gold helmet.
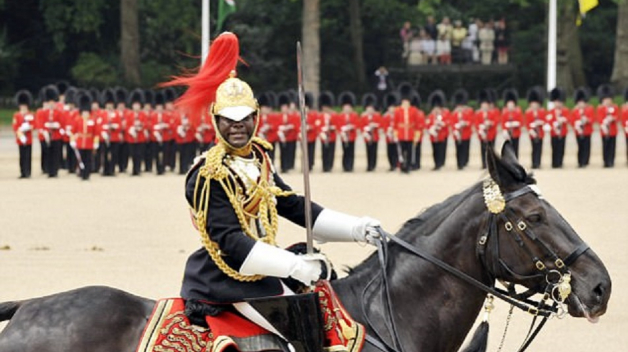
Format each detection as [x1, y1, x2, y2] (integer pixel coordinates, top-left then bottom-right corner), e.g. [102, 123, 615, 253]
[211, 72, 260, 151]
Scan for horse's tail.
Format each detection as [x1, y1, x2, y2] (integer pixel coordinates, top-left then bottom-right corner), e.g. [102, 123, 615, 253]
[0, 301, 20, 322]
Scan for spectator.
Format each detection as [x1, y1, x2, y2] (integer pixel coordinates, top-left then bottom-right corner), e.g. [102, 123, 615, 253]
[436, 32, 451, 65]
[425, 16, 438, 41]
[479, 20, 495, 65]
[374, 66, 390, 99]
[495, 18, 509, 64]
[400, 21, 412, 60]
[451, 20, 468, 63]
[467, 19, 481, 63]
[420, 29, 436, 64]
[407, 31, 423, 65]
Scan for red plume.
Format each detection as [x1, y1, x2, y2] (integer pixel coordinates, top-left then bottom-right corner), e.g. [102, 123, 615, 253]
[161, 32, 240, 121]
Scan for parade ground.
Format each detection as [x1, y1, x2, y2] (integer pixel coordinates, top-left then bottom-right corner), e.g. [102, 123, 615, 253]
[0, 130, 626, 351]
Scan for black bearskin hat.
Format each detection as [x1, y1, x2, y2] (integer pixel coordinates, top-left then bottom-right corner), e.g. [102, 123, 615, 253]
[14, 90, 33, 107]
[477, 89, 492, 104]
[154, 90, 166, 106]
[624, 87, 628, 102]
[318, 91, 335, 108]
[164, 87, 177, 103]
[43, 85, 60, 102]
[144, 89, 155, 106]
[128, 88, 145, 105]
[397, 82, 415, 101]
[549, 87, 565, 102]
[65, 87, 79, 106]
[452, 88, 469, 106]
[56, 80, 70, 95]
[597, 84, 614, 100]
[115, 87, 128, 105]
[256, 92, 271, 108]
[100, 89, 116, 105]
[89, 88, 100, 104]
[278, 91, 293, 107]
[383, 92, 400, 110]
[286, 89, 298, 105]
[77, 91, 92, 113]
[574, 87, 590, 103]
[304, 92, 315, 109]
[361, 93, 378, 109]
[502, 88, 519, 104]
[487, 88, 498, 104]
[427, 90, 447, 108]
[338, 91, 357, 107]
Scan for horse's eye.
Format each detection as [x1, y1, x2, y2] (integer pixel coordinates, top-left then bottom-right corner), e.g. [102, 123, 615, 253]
[526, 214, 543, 224]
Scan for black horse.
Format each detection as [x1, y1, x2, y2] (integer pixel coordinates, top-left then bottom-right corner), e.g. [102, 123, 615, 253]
[0, 144, 611, 352]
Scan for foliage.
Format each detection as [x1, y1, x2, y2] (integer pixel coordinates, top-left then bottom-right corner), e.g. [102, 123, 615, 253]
[0, 109, 13, 125]
[70, 52, 118, 88]
[40, 0, 107, 52]
[0, 28, 20, 93]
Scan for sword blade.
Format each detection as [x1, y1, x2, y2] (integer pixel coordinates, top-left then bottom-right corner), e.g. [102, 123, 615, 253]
[297, 41, 314, 255]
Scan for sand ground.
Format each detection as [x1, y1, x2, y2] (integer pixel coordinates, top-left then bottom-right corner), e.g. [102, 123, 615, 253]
[0, 128, 626, 351]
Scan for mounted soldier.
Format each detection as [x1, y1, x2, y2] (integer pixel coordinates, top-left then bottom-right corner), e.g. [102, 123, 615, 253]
[162, 32, 379, 352]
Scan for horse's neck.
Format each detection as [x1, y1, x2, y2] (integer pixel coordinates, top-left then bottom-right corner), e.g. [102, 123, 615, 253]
[334, 193, 491, 352]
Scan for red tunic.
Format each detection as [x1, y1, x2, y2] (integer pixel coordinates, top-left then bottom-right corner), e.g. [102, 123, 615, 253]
[360, 111, 383, 143]
[175, 114, 196, 144]
[450, 107, 474, 141]
[277, 112, 299, 142]
[596, 104, 619, 137]
[36, 108, 64, 141]
[381, 110, 396, 143]
[318, 111, 337, 143]
[546, 107, 571, 138]
[258, 112, 279, 143]
[99, 109, 124, 143]
[393, 105, 424, 142]
[500, 107, 524, 139]
[335, 112, 360, 143]
[570, 105, 595, 137]
[621, 104, 628, 136]
[303, 111, 320, 143]
[426, 109, 450, 143]
[12, 111, 35, 146]
[524, 107, 548, 140]
[73, 114, 99, 150]
[474, 108, 499, 142]
[124, 110, 149, 143]
[149, 110, 174, 143]
[196, 114, 215, 144]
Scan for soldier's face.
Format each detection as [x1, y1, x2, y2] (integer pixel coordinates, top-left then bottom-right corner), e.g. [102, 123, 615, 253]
[217, 113, 257, 149]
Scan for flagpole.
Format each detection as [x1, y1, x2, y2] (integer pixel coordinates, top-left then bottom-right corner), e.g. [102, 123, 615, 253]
[547, 0, 557, 98]
[202, 0, 210, 65]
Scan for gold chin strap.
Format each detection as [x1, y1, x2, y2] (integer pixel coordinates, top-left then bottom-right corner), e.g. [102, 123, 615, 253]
[192, 139, 292, 282]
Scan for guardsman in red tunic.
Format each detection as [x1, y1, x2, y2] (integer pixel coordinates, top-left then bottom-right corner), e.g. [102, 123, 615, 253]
[336, 91, 360, 172]
[381, 93, 400, 171]
[277, 93, 299, 173]
[393, 91, 423, 173]
[71, 92, 100, 180]
[360, 93, 382, 172]
[474, 90, 500, 169]
[524, 88, 547, 169]
[175, 111, 197, 174]
[37, 85, 64, 177]
[149, 90, 172, 175]
[318, 91, 337, 172]
[163, 88, 179, 172]
[91, 90, 105, 173]
[547, 87, 570, 168]
[99, 89, 123, 176]
[12, 90, 35, 178]
[450, 89, 474, 170]
[571, 88, 595, 168]
[426, 90, 450, 170]
[143, 89, 156, 173]
[596, 84, 619, 168]
[125, 89, 149, 176]
[196, 112, 216, 154]
[256, 92, 279, 162]
[622, 88, 628, 165]
[61, 87, 79, 173]
[115, 87, 130, 173]
[303, 92, 319, 171]
[500, 89, 524, 157]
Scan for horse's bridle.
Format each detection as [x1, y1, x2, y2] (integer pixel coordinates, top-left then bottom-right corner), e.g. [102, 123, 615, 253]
[363, 179, 591, 352]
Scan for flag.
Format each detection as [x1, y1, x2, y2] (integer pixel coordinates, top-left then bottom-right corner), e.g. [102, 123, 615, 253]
[578, 0, 598, 15]
[216, 0, 237, 33]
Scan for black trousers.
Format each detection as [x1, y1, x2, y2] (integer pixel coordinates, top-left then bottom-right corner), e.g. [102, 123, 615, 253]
[18, 145, 32, 178]
[511, 137, 520, 158]
[399, 141, 412, 172]
[576, 136, 591, 167]
[602, 136, 616, 168]
[103, 142, 120, 176]
[167, 140, 177, 171]
[366, 141, 378, 171]
[280, 142, 297, 172]
[40, 140, 49, 173]
[47, 140, 62, 177]
[78, 149, 93, 180]
[65, 142, 77, 172]
[93, 144, 105, 173]
[321, 141, 336, 172]
[432, 140, 447, 169]
[551, 136, 565, 168]
[130, 143, 146, 176]
[341, 141, 355, 172]
[152, 142, 166, 175]
[145, 141, 155, 172]
[455, 139, 470, 170]
[179, 142, 196, 175]
[411, 142, 422, 170]
[531, 138, 543, 169]
[386, 142, 398, 171]
[480, 140, 495, 169]
[119, 142, 130, 172]
[307, 141, 316, 171]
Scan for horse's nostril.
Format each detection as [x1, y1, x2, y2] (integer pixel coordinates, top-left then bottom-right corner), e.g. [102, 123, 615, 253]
[593, 283, 605, 302]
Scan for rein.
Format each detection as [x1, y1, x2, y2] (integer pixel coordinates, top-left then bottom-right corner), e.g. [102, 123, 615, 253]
[363, 180, 590, 352]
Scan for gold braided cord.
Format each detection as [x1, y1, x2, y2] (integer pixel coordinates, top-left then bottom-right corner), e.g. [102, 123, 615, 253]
[192, 140, 292, 282]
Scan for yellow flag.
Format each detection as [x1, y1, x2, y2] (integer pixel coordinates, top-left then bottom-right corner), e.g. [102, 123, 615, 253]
[579, 0, 598, 15]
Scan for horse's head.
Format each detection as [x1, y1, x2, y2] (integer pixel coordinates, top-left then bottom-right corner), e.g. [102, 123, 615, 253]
[484, 142, 611, 322]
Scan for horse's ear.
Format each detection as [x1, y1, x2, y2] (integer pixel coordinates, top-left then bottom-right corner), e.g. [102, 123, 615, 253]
[488, 141, 527, 189]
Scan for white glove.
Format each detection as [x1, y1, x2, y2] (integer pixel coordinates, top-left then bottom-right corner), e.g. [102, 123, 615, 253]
[239, 241, 330, 286]
[94, 142, 100, 150]
[70, 140, 77, 149]
[19, 135, 27, 144]
[19, 122, 31, 132]
[312, 209, 382, 245]
[543, 124, 551, 132]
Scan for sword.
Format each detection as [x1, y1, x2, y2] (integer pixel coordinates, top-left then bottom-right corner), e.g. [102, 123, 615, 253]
[297, 41, 314, 255]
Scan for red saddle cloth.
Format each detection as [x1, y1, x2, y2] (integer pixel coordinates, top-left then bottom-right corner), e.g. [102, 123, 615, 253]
[136, 298, 277, 352]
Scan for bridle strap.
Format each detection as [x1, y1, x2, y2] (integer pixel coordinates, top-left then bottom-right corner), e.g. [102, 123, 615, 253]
[564, 242, 590, 266]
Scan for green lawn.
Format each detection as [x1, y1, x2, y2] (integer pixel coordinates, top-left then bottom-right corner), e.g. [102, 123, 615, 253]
[1, 109, 14, 126]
